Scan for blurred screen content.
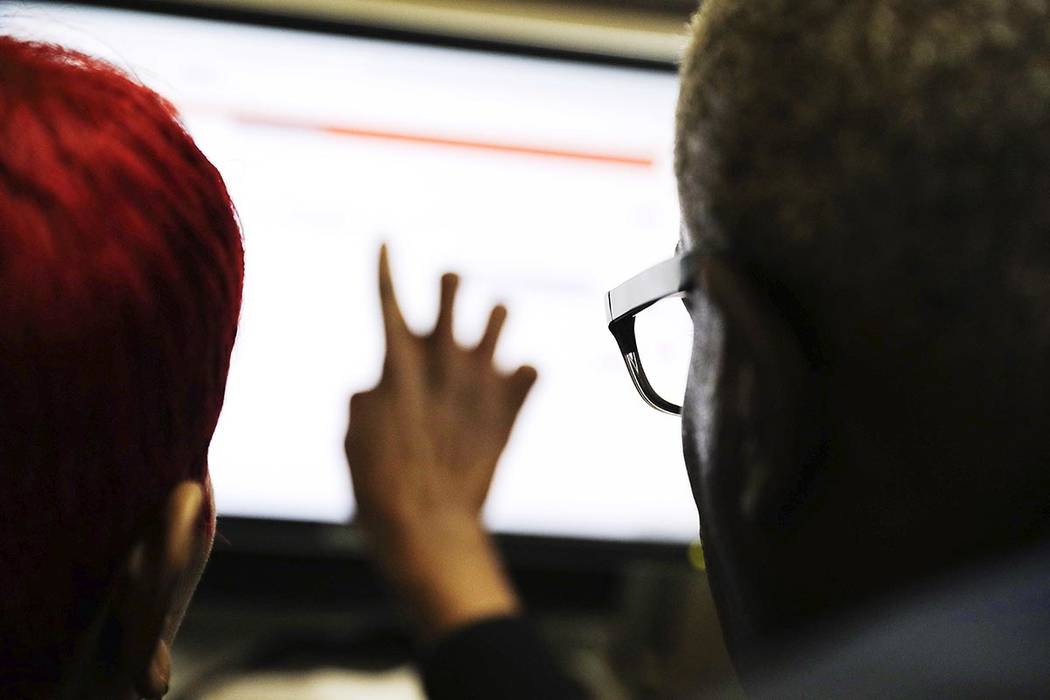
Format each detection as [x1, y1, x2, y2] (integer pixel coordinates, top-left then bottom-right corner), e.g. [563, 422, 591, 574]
[7, 3, 699, 542]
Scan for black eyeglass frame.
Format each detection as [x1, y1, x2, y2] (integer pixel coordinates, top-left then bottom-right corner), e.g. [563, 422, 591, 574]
[605, 251, 700, 415]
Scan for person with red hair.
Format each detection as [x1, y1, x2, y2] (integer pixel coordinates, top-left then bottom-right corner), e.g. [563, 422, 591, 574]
[0, 37, 243, 697]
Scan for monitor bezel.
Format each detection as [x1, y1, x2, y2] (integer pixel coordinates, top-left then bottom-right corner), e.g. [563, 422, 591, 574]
[19, 0, 692, 568]
[24, 0, 679, 72]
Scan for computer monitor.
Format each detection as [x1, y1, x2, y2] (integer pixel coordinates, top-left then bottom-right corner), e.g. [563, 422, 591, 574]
[5, 1, 698, 547]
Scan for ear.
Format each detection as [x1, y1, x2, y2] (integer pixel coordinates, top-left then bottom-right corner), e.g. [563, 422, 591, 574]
[116, 481, 205, 698]
[702, 258, 819, 530]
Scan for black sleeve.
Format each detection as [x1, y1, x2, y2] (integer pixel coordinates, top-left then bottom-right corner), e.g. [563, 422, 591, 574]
[421, 616, 589, 700]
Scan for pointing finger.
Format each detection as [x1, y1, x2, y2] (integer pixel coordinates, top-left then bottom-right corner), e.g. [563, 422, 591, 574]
[378, 244, 406, 333]
[378, 245, 411, 377]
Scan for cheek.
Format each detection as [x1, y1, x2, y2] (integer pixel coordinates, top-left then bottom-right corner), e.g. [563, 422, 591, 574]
[682, 293, 725, 490]
[682, 370, 716, 517]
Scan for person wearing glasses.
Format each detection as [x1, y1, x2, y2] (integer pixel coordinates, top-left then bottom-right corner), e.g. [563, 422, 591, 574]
[346, 1, 1050, 697]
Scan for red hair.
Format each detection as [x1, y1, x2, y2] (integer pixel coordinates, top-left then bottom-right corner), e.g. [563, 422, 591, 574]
[0, 37, 243, 685]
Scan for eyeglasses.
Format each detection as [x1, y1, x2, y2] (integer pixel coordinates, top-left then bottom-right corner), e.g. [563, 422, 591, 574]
[605, 250, 699, 415]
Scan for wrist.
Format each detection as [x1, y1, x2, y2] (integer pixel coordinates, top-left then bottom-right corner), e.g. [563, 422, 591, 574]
[373, 515, 520, 639]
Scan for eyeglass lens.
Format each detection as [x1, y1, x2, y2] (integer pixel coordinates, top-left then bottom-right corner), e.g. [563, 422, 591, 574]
[632, 296, 693, 408]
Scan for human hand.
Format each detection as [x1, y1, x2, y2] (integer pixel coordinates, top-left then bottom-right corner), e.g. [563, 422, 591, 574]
[345, 245, 537, 636]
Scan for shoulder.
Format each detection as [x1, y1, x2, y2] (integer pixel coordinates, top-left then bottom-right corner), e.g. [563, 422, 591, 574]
[757, 541, 1050, 699]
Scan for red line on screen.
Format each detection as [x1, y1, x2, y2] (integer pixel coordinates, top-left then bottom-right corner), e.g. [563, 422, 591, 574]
[211, 108, 654, 167]
[321, 123, 654, 167]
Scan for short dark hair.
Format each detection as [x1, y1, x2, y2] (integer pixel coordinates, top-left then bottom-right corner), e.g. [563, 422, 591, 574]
[0, 37, 243, 687]
[678, 0, 1050, 345]
[675, 0, 1050, 541]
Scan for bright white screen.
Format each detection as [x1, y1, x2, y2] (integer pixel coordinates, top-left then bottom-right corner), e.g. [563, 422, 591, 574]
[5, 3, 699, 542]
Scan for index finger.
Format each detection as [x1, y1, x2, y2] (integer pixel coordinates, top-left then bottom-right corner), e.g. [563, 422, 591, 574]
[378, 245, 415, 382]
[378, 244, 408, 340]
